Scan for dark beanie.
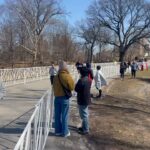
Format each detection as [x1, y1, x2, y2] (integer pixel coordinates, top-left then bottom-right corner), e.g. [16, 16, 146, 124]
[80, 67, 89, 77]
[86, 62, 91, 69]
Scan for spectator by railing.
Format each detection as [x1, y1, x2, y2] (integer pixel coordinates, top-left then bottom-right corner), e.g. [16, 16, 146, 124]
[13, 62, 120, 150]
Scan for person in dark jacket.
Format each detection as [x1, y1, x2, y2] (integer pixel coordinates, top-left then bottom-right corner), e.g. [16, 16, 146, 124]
[131, 61, 138, 78]
[120, 61, 126, 80]
[75, 67, 91, 134]
[75, 61, 83, 73]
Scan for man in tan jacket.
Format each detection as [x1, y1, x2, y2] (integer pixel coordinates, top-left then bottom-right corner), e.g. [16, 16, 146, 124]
[53, 61, 74, 137]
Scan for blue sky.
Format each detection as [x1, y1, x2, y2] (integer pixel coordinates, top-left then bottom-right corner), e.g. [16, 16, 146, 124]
[62, 0, 93, 25]
[0, 0, 93, 25]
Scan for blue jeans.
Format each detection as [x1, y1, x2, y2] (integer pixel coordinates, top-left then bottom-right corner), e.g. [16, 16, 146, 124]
[54, 96, 70, 136]
[78, 105, 89, 132]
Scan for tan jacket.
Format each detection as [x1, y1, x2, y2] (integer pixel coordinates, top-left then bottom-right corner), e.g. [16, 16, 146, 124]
[53, 69, 74, 97]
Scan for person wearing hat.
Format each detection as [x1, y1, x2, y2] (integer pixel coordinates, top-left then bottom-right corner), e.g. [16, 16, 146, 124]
[53, 61, 74, 137]
[75, 67, 91, 135]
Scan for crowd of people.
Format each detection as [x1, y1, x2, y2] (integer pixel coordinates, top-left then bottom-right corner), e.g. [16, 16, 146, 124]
[49, 59, 149, 138]
[119, 59, 148, 80]
[49, 61, 107, 137]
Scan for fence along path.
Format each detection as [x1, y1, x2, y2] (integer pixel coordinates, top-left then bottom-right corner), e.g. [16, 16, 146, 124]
[0, 79, 50, 150]
[0, 63, 120, 149]
[9, 62, 119, 150]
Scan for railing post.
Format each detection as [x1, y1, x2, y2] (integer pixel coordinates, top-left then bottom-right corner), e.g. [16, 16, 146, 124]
[40, 68, 42, 80]
[24, 69, 26, 84]
[13, 69, 16, 85]
[49, 89, 54, 130]
[34, 111, 38, 150]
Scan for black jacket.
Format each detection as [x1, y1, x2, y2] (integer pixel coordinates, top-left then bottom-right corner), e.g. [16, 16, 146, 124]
[75, 76, 91, 105]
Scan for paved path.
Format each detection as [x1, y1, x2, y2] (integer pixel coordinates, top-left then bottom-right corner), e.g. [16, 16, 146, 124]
[0, 79, 50, 150]
[45, 96, 94, 150]
[45, 78, 115, 150]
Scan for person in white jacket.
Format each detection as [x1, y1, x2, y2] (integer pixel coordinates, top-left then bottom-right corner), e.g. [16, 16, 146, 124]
[94, 65, 107, 98]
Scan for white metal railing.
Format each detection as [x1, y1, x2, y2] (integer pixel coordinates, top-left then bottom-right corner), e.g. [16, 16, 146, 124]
[0, 63, 120, 87]
[0, 66, 50, 87]
[14, 89, 54, 150]
[13, 62, 120, 150]
[92, 63, 120, 78]
[7, 61, 150, 150]
[1, 61, 150, 87]
[0, 81, 6, 99]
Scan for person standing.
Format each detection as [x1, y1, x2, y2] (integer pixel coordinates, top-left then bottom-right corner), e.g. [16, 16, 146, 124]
[75, 61, 83, 73]
[49, 64, 57, 85]
[120, 62, 126, 80]
[131, 61, 138, 78]
[53, 61, 74, 137]
[94, 65, 107, 98]
[75, 67, 91, 135]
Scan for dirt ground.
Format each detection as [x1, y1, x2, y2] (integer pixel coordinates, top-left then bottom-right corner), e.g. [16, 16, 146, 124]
[45, 70, 150, 150]
[88, 70, 150, 150]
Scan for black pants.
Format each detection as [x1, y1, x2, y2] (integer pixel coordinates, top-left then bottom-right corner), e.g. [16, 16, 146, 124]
[120, 73, 124, 79]
[120, 69, 125, 79]
[131, 70, 136, 78]
[50, 76, 54, 85]
[96, 87, 102, 97]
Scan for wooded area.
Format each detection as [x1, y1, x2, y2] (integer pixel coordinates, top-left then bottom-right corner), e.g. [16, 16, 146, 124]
[0, 0, 150, 68]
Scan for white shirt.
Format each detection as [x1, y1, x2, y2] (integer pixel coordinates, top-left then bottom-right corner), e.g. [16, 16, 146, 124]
[94, 70, 107, 89]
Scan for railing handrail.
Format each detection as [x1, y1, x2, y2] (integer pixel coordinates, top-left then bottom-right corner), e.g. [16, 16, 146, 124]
[13, 89, 52, 150]
[14, 107, 38, 150]
[13, 63, 121, 150]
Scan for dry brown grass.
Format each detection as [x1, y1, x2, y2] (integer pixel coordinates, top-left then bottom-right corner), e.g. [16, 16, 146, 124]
[87, 70, 150, 150]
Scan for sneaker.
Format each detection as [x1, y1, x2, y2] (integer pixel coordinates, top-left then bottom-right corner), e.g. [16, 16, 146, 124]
[78, 130, 89, 135]
[78, 127, 83, 132]
[55, 133, 62, 136]
[78, 127, 89, 135]
[64, 132, 70, 137]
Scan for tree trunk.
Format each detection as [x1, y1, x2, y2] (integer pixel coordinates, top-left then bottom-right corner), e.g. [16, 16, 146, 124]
[119, 46, 126, 62]
[89, 44, 94, 63]
[33, 52, 37, 65]
[89, 48, 93, 63]
[99, 43, 102, 61]
[33, 39, 39, 65]
[86, 49, 90, 62]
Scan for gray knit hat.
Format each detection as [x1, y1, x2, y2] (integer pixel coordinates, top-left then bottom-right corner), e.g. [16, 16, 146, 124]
[59, 60, 68, 71]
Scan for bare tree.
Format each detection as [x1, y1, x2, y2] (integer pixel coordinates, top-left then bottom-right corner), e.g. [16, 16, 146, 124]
[87, 0, 150, 62]
[0, 19, 16, 67]
[77, 20, 101, 63]
[50, 21, 78, 63]
[6, 0, 64, 64]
